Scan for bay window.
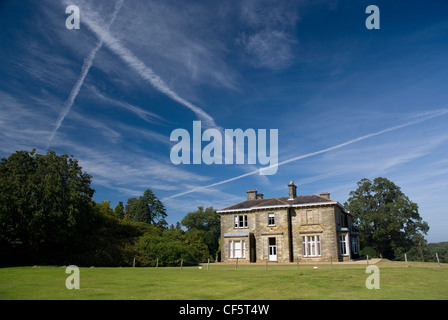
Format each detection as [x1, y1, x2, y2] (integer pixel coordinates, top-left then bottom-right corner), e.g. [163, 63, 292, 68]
[230, 240, 246, 258]
[302, 235, 321, 257]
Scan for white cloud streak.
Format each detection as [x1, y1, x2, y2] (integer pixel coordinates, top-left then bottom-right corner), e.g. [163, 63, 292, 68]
[47, 0, 124, 148]
[166, 108, 448, 199]
[81, 11, 217, 128]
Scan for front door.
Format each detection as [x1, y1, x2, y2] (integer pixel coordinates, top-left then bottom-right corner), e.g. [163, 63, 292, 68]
[268, 238, 277, 261]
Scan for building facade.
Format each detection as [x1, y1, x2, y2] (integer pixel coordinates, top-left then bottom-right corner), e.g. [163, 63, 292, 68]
[217, 181, 360, 263]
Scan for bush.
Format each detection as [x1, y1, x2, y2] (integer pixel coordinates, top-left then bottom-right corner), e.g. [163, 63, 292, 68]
[361, 246, 378, 258]
[137, 230, 208, 267]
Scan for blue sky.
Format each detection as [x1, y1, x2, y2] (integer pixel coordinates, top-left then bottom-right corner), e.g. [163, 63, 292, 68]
[1, 0, 447, 242]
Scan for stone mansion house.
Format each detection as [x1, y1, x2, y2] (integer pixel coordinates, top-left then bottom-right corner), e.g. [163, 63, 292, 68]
[217, 181, 360, 263]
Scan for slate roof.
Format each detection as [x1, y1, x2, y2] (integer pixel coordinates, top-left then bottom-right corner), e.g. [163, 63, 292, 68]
[218, 194, 337, 212]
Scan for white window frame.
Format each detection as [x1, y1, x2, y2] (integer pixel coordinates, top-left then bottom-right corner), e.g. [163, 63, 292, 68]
[268, 237, 277, 261]
[234, 215, 248, 228]
[268, 212, 275, 226]
[229, 240, 246, 259]
[339, 234, 348, 256]
[302, 235, 321, 257]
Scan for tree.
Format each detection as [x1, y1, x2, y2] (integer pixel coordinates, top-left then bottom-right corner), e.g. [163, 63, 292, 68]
[181, 206, 220, 260]
[96, 200, 113, 216]
[344, 177, 429, 259]
[0, 149, 95, 264]
[114, 201, 124, 219]
[132, 189, 167, 226]
[124, 197, 138, 220]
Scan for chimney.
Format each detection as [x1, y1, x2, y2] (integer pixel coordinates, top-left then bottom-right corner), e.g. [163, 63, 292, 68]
[288, 181, 297, 200]
[320, 192, 330, 200]
[256, 193, 264, 200]
[246, 190, 257, 201]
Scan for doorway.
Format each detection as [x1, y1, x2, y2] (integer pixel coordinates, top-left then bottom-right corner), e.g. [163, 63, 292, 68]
[268, 237, 277, 261]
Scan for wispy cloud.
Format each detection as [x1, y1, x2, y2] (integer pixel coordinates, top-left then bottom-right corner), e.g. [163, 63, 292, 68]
[237, 0, 299, 70]
[0, 91, 55, 154]
[241, 30, 297, 70]
[47, 0, 124, 148]
[88, 85, 169, 126]
[167, 108, 448, 199]
[80, 10, 218, 128]
[49, 141, 211, 197]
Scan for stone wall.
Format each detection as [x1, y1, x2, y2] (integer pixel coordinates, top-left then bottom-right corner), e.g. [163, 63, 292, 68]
[290, 205, 338, 262]
[253, 208, 291, 263]
[219, 204, 353, 263]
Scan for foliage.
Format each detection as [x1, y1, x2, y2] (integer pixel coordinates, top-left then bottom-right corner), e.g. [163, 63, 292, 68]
[95, 200, 113, 216]
[0, 149, 167, 267]
[428, 241, 448, 263]
[0, 150, 94, 265]
[69, 210, 156, 267]
[137, 228, 209, 266]
[126, 189, 167, 227]
[124, 197, 138, 219]
[345, 177, 429, 259]
[406, 241, 448, 263]
[113, 201, 124, 219]
[360, 246, 378, 258]
[181, 206, 220, 260]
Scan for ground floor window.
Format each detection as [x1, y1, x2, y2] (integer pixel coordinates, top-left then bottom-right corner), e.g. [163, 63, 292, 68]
[351, 236, 359, 254]
[230, 240, 246, 258]
[302, 235, 321, 257]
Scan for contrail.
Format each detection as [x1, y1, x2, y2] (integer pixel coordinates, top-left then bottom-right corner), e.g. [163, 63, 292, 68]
[47, 0, 124, 148]
[166, 108, 448, 199]
[81, 15, 217, 128]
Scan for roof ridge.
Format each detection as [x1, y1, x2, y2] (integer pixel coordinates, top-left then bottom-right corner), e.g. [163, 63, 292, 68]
[276, 197, 291, 205]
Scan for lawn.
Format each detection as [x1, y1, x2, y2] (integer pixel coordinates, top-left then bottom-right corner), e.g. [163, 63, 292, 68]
[0, 260, 447, 300]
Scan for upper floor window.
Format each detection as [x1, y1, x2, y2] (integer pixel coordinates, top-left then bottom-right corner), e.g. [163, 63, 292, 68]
[268, 213, 275, 226]
[234, 215, 248, 228]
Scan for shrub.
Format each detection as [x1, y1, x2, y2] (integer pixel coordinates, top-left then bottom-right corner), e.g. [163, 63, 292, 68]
[361, 246, 378, 258]
[137, 231, 208, 267]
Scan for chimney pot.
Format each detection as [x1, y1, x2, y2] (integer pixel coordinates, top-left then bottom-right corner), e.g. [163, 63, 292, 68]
[256, 193, 264, 200]
[246, 190, 257, 201]
[288, 181, 297, 200]
[320, 192, 330, 199]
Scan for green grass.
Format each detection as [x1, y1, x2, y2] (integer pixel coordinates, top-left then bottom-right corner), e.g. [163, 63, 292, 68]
[1, 260, 447, 300]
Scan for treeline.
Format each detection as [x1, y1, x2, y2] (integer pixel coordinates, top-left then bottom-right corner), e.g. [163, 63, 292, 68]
[361, 242, 448, 263]
[0, 150, 220, 267]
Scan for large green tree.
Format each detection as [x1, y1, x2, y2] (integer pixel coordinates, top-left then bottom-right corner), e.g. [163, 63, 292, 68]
[0, 150, 95, 264]
[132, 189, 167, 227]
[344, 177, 429, 259]
[181, 206, 220, 260]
